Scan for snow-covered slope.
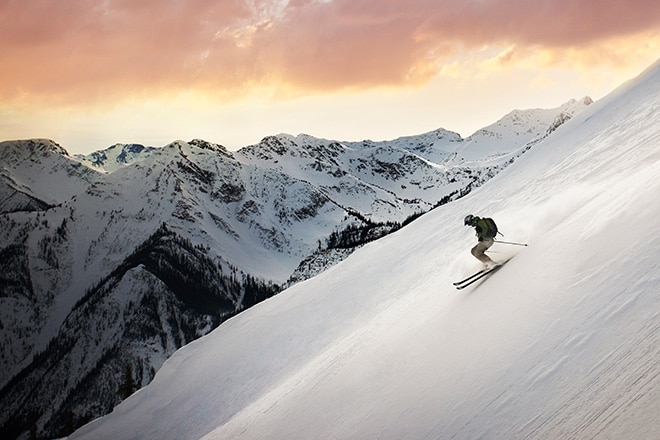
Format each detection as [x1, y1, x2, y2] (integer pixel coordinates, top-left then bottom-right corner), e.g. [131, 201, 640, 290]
[450, 96, 593, 163]
[74, 143, 157, 173]
[0, 139, 101, 209]
[70, 60, 660, 439]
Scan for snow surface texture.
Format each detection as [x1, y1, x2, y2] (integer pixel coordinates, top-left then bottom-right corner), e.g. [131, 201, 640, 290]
[71, 62, 660, 439]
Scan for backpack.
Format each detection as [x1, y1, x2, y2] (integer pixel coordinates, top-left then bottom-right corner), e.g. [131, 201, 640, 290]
[482, 217, 498, 238]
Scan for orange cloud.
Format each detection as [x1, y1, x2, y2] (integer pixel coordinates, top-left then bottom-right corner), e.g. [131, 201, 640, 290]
[1, 0, 659, 106]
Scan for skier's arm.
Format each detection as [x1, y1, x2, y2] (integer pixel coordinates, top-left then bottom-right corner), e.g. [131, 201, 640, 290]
[474, 221, 485, 241]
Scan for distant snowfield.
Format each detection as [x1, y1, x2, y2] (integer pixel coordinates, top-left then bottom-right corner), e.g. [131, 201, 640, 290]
[70, 61, 660, 439]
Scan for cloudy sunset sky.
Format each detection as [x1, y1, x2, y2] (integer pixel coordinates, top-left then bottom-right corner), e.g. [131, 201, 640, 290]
[1, 0, 659, 155]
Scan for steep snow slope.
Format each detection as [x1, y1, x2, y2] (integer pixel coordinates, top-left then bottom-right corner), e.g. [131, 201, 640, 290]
[71, 62, 660, 439]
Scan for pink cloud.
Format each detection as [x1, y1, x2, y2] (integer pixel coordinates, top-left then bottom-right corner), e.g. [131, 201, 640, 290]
[1, 0, 658, 105]
[240, 0, 660, 89]
[0, 0, 251, 102]
[416, 0, 660, 47]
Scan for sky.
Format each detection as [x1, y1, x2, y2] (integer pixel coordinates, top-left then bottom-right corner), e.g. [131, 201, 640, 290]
[1, 0, 659, 155]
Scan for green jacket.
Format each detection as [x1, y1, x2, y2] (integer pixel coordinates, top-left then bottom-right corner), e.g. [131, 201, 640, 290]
[473, 217, 492, 241]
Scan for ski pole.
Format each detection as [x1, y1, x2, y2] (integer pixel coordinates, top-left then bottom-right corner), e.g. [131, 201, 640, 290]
[494, 240, 528, 247]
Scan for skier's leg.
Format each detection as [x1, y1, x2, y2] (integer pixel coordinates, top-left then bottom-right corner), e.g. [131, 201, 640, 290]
[471, 239, 495, 266]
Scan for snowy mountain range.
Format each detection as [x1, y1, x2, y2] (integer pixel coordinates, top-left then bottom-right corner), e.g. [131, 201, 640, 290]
[0, 85, 599, 438]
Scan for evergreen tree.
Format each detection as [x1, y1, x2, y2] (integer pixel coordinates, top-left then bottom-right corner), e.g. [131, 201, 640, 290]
[118, 364, 139, 399]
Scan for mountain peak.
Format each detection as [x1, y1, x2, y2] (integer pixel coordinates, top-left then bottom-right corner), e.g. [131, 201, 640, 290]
[0, 138, 69, 159]
[453, 97, 592, 162]
[188, 139, 230, 154]
[75, 143, 156, 172]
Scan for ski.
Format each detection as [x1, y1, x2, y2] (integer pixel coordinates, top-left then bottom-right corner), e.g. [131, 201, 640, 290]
[455, 265, 502, 289]
[454, 257, 514, 290]
[453, 270, 486, 286]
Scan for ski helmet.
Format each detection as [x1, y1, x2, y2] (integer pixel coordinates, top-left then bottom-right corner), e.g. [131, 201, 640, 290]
[464, 214, 474, 226]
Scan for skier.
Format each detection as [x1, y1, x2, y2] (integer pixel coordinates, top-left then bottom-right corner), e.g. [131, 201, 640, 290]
[464, 214, 498, 269]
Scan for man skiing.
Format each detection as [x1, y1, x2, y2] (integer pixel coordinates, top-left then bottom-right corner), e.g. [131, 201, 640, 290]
[464, 214, 498, 269]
